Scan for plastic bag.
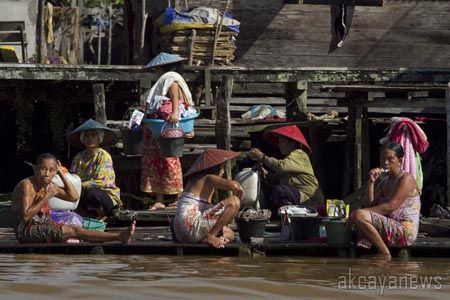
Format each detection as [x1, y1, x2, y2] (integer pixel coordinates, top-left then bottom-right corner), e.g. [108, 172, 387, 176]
[326, 199, 349, 218]
[50, 211, 83, 227]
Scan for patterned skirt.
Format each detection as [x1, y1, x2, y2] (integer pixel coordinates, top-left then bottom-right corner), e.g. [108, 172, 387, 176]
[140, 126, 183, 195]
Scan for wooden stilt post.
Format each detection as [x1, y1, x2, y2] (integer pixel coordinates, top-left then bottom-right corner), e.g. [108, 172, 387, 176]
[353, 92, 369, 190]
[355, 106, 363, 190]
[446, 82, 450, 203]
[342, 105, 355, 197]
[361, 106, 370, 183]
[308, 124, 326, 193]
[204, 68, 213, 117]
[286, 80, 308, 121]
[93, 84, 107, 125]
[140, 78, 152, 108]
[216, 75, 233, 180]
[188, 29, 196, 66]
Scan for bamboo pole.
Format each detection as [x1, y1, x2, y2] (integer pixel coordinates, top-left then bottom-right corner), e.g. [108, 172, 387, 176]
[140, 0, 148, 63]
[107, 4, 113, 65]
[211, 0, 231, 66]
[37, 0, 46, 63]
[97, 13, 102, 64]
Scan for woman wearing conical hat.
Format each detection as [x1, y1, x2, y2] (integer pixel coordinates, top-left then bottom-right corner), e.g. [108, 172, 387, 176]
[68, 119, 122, 219]
[248, 125, 324, 210]
[141, 52, 197, 210]
[174, 148, 243, 248]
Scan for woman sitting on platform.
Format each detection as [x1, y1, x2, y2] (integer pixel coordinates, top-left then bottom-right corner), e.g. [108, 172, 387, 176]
[12, 153, 134, 244]
[350, 141, 421, 261]
[69, 119, 122, 219]
[141, 52, 196, 210]
[248, 125, 323, 211]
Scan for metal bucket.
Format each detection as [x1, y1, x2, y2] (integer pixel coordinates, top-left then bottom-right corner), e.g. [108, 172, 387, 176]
[237, 219, 266, 243]
[159, 124, 184, 157]
[325, 219, 351, 244]
[290, 217, 324, 241]
[120, 126, 142, 155]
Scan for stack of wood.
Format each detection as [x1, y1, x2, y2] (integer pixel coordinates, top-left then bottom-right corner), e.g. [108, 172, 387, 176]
[160, 28, 237, 66]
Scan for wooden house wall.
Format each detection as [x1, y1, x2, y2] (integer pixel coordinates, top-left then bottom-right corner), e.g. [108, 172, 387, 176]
[168, 0, 450, 68]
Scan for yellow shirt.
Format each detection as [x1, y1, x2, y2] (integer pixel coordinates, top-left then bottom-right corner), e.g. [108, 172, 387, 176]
[70, 148, 122, 207]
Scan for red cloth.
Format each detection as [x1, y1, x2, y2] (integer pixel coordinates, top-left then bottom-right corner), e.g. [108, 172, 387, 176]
[386, 118, 429, 154]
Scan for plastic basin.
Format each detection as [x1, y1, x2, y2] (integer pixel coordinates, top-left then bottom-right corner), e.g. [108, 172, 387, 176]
[143, 113, 198, 138]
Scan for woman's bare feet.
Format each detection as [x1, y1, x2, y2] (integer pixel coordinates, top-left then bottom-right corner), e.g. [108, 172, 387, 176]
[357, 237, 373, 249]
[166, 201, 178, 209]
[119, 221, 136, 244]
[149, 202, 166, 210]
[372, 253, 392, 261]
[204, 233, 230, 248]
[184, 131, 195, 139]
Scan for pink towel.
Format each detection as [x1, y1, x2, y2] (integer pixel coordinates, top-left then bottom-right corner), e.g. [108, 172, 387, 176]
[383, 117, 429, 154]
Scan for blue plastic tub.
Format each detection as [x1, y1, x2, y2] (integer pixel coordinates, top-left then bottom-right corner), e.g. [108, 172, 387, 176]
[143, 113, 198, 138]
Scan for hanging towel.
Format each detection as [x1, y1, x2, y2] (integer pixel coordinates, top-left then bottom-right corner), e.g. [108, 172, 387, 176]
[145, 71, 193, 111]
[380, 117, 427, 189]
[380, 117, 429, 154]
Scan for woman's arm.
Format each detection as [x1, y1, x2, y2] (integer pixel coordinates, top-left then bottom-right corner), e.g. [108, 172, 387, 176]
[167, 83, 180, 123]
[364, 168, 383, 206]
[53, 160, 79, 202]
[367, 174, 416, 215]
[204, 175, 244, 199]
[18, 181, 56, 222]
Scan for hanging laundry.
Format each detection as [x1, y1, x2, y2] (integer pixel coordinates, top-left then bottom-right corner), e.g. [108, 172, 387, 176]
[380, 117, 429, 190]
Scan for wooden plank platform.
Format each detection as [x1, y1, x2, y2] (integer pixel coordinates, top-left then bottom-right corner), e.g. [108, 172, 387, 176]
[0, 226, 448, 258]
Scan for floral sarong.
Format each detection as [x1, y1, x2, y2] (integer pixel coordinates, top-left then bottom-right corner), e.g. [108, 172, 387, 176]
[15, 212, 63, 243]
[174, 192, 225, 243]
[140, 126, 183, 195]
[370, 195, 421, 247]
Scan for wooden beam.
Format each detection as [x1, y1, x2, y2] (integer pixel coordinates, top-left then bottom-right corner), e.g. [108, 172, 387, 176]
[337, 97, 445, 109]
[93, 83, 107, 125]
[301, 0, 383, 6]
[447, 82, 450, 203]
[321, 85, 446, 92]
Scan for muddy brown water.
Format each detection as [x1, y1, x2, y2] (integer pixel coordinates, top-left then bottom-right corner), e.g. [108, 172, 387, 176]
[0, 255, 448, 299]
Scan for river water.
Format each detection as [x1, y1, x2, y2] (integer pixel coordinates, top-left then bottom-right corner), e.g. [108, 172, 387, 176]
[0, 255, 448, 299]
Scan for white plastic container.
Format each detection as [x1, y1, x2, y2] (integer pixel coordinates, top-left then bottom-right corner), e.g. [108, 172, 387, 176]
[235, 168, 259, 208]
[48, 173, 82, 211]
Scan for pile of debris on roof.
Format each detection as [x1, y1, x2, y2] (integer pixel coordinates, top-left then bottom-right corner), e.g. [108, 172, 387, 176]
[155, 6, 240, 66]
